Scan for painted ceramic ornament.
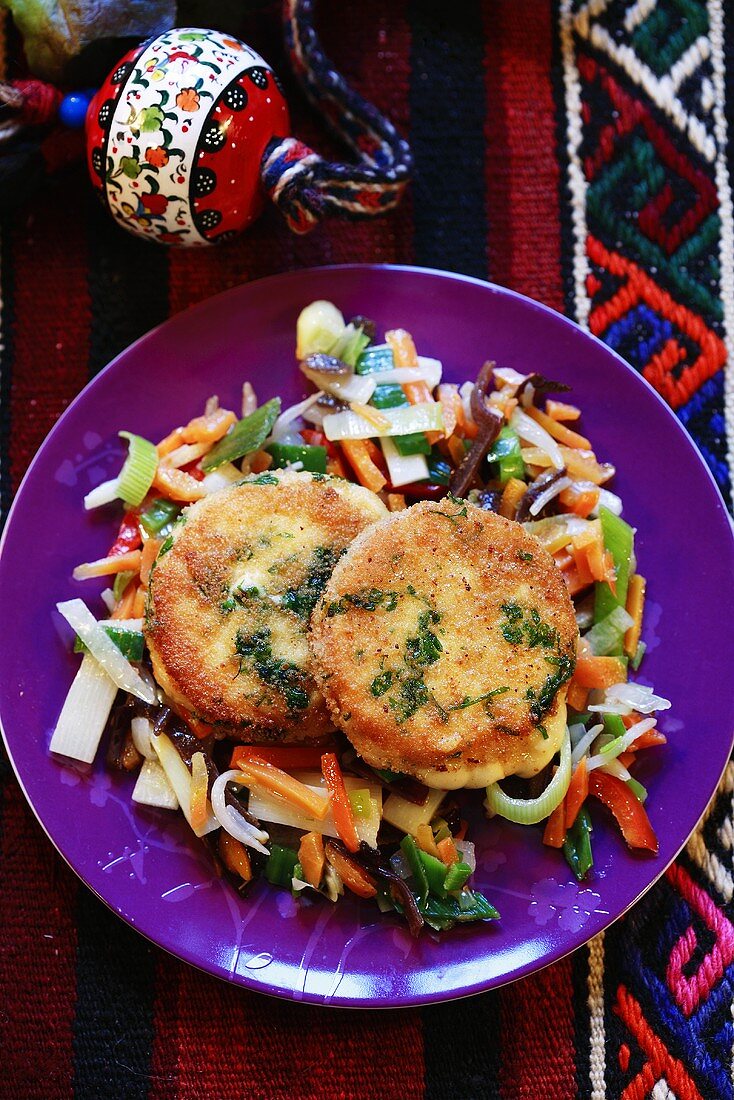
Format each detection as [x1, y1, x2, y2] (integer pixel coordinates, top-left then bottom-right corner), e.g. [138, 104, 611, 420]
[85, 28, 290, 245]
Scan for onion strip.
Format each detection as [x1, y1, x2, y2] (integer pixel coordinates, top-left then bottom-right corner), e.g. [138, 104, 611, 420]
[210, 771, 270, 854]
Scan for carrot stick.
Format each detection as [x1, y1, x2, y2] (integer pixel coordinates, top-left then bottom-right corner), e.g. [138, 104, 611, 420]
[110, 578, 138, 620]
[565, 757, 589, 830]
[73, 549, 142, 580]
[543, 801, 566, 848]
[415, 823, 441, 859]
[340, 439, 387, 493]
[182, 407, 235, 446]
[567, 680, 589, 712]
[321, 752, 360, 853]
[527, 406, 591, 449]
[559, 482, 600, 518]
[132, 585, 146, 618]
[387, 493, 407, 511]
[499, 476, 527, 519]
[437, 837, 459, 866]
[218, 831, 252, 882]
[298, 832, 326, 888]
[437, 384, 458, 438]
[545, 399, 581, 422]
[324, 841, 377, 898]
[624, 574, 646, 658]
[572, 653, 627, 689]
[140, 538, 162, 587]
[236, 756, 329, 820]
[153, 464, 207, 502]
[189, 751, 209, 832]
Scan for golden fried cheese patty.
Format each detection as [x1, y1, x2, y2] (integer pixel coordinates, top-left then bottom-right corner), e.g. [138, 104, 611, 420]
[145, 471, 387, 740]
[309, 499, 578, 788]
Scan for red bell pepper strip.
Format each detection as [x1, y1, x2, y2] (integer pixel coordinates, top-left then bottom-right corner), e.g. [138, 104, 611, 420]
[542, 801, 566, 848]
[230, 746, 327, 771]
[321, 752, 360, 853]
[588, 770, 658, 853]
[565, 757, 589, 831]
[107, 510, 142, 557]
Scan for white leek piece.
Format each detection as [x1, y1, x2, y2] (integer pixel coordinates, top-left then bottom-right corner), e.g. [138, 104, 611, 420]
[296, 300, 345, 358]
[247, 773, 382, 848]
[382, 787, 447, 834]
[301, 367, 376, 406]
[323, 401, 444, 442]
[83, 477, 120, 511]
[485, 726, 571, 824]
[57, 599, 155, 704]
[130, 716, 156, 760]
[511, 408, 564, 469]
[49, 653, 118, 763]
[132, 759, 179, 810]
[380, 437, 429, 487]
[150, 732, 218, 837]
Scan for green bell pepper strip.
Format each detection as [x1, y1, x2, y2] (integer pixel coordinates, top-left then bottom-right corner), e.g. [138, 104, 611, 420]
[356, 346, 394, 375]
[74, 625, 144, 662]
[420, 889, 500, 931]
[139, 497, 181, 537]
[602, 713, 627, 741]
[400, 835, 429, 906]
[488, 426, 525, 485]
[563, 806, 594, 881]
[266, 442, 328, 474]
[626, 777, 648, 803]
[371, 383, 431, 457]
[425, 449, 452, 486]
[631, 641, 646, 671]
[594, 507, 634, 628]
[264, 844, 299, 888]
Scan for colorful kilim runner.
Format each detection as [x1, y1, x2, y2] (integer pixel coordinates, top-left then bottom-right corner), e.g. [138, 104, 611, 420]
[0, 2, 732, 1097]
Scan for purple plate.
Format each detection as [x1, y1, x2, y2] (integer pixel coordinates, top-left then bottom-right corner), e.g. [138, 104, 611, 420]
[1, 265, 733, 1007]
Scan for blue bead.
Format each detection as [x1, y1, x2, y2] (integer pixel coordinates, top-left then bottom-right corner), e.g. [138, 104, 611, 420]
[59, 91, 94, 129]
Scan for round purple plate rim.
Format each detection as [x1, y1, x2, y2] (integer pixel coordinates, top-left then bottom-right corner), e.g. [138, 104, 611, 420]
[1, 264, 732, 1008]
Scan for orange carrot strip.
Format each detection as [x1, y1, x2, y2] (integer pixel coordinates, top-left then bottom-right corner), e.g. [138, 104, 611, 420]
[132, 585, 146, 618]
[454, 819, 468, 842]
[559, 482, 600, 518]
[624, 574, 646, 658]
[140, 538, 161, 586]
[437, 837, 460, 866]
[218, 831, 252, 882]
[321, 752, 360, 853]
[567, 680, 590, 712]
[324, 841, 377, 898]
[298, 832, 326, 889]
[543, 801, 566, 848]
[387, 493, 407, 511]
[236, 756, 329, 820]
[385, 328, 419, 368]
[181, 407, 235, 446]
[340, 439, 387, 493]
[527, 406, 591, 449]
[156, 427, 186, 457]
[447, 435, 466, 469]
[249, 450, 273, 473]
[572, 653, 627, 690]
[499, 476, 527, 519]
[565, 757, 589, 830]
[153, 464, 207, 502]
[559, 447, 615, 485]
[546, 399, 581, 422]
[73, 549, 142, 579]
[437, 384, 458, 438]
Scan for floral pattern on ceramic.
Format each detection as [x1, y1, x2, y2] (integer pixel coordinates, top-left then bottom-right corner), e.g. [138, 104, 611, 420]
[85, 28, 290, 245]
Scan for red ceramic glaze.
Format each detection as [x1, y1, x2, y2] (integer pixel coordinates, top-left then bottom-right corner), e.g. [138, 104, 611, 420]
[85, 29, 290, 245]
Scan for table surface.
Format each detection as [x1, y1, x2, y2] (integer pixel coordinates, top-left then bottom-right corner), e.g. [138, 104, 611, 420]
[0, 3, 733, 1099]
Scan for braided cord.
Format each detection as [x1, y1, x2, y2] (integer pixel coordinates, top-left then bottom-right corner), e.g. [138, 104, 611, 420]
[261, 0, 412, 233]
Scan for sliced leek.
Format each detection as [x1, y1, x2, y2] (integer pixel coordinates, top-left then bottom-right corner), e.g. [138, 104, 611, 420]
[323, 401, 444, 442]
[49, 653, 118, 763]
[150, 732, 218, 837]
[57, 599, 155, 704]
[485, 726, 571, 825]
[132, 759, 179, 810]
[117, 431, 159, 506]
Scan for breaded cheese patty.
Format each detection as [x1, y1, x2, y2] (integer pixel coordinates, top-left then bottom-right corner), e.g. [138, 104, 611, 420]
[145, 470, 387, 741]
[309, 499, 578, 788]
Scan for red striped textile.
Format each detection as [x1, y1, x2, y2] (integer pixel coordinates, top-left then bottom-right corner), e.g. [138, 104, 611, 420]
[0, 2, 732, 1098]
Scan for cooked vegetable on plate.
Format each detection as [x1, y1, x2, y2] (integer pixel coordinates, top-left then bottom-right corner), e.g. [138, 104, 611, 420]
[50, 300, 669, 935]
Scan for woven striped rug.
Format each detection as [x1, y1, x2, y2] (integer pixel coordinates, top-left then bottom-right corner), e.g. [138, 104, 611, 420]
[0, 2, 731, 1097]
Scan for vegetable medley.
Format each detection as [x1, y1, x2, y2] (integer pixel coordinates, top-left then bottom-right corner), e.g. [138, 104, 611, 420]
[51, 299, 669, 936]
